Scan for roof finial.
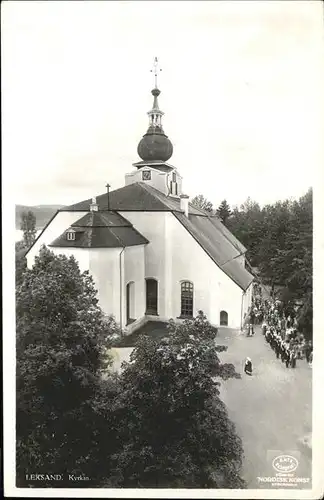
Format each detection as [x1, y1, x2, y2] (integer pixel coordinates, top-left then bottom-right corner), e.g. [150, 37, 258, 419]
[150, 57, 162, 89]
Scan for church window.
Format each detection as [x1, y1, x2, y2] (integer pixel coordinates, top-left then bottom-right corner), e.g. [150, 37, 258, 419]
[142, 170, 151, 181]
[181, 281, 193, 317]
[66, 231, 75, 241]
[146, 278, 158, 315]
[172, 172, 176, 182]
[220, 310, 228, 326]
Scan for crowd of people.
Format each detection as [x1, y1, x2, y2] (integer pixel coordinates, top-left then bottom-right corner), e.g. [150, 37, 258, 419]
[244, 282, 313, 370]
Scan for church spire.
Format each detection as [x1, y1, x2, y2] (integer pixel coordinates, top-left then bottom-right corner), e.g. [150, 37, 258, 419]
[150, 56, 162, 90]
[147, 57, 164, 130]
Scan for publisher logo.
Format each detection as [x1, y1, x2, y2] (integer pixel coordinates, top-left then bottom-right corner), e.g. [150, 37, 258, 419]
[272, 454, 299, 473]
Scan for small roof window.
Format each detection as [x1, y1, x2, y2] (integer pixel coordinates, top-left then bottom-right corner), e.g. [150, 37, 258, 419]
[66, 229, 76, 241]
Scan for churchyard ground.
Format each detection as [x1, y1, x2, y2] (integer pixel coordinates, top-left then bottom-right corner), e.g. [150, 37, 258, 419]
[110, 322, 312, 489]
[217, 325, 312, 489]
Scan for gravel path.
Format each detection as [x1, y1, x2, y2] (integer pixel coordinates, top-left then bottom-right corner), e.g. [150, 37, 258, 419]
[217, 326, 312, 489]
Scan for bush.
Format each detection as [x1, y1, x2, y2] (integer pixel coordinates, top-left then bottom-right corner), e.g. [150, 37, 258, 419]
[16, 246, 118, 487]
[109, 311, 245, 488]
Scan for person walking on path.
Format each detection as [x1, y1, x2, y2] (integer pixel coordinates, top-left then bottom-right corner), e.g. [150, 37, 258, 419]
[275, 336, 281, 359]
[290, 349, 297, 368]
[244, 357, 253, 376]
[262, 321, 267, 335]
[305, 341, 312, 363]
[285, 348, 291, 368]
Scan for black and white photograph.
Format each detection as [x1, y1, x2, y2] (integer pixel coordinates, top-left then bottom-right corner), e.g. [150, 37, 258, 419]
[2, 1, 324, 498]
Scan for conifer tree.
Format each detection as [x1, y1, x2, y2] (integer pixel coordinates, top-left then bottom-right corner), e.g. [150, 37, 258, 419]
[191, 194, 214, 213]
[20, 210, 37, 249]
[216, 199, 232, 225]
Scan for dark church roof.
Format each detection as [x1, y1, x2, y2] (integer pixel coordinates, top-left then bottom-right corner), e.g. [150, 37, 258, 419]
[62, 182, 207, 216]
[71, 211, 130, 228]
[133, 161, 174, 172]
[49, 210, 148, 249]
[30, 181, 252, 290]
[208, 216, 246, 255]
[60, 182, 252, 289]
[173, 213, 253, 291]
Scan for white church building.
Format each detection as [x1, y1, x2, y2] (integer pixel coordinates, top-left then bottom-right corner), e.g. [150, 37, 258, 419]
[26, 62, 253, 332]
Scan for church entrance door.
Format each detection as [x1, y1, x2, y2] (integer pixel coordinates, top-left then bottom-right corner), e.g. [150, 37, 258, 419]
[146, 278, 158, 315]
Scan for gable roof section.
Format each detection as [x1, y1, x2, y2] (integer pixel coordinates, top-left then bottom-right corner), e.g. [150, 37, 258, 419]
[71, 211, 130, 228]
[173, 212, 253, 291]
[62, 182, 206, 216]
[49, 210, 149, 249]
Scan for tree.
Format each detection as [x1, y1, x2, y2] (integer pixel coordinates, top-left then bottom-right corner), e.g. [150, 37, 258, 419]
[227, 190, 312, 338]
[15, 241, 27, 286]
[226, 199, 264, 267]
[16, 246, 119, 487]
[191, 194, 214, 213]
[216, 200, 231, 225]
[20, 210, 37, 249]
[297, 291, 312, 340]
[110, 312, 244, 488]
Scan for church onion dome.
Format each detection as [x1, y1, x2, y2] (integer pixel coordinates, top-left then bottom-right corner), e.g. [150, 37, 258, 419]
[137, 58, 173, 163]
[137, 127, 173, 162]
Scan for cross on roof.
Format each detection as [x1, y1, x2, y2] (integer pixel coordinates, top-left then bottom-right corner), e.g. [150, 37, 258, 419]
[150, 57, 162, 88]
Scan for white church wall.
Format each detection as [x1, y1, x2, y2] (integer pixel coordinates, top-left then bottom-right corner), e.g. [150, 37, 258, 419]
[125, 167, 169, 195]
[50, 247, 90, 273]
[119, 211, 168, 317]
[26, 211, 88, 268]
[242, 281, 253, 323]
[211, 272, 243, 329]
[167, 213, 246, 329]
[119, 210, 246, 329]
[177, 176, 183, 196]
[124, 245, 146, 321]
[89, 248, 123, 324]
[165, 212, 214, 321]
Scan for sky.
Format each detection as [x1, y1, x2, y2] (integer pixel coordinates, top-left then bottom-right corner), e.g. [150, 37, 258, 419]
[2, 0, 324, 209]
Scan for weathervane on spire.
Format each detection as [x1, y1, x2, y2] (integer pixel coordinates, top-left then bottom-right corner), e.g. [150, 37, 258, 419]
[150, 57, 162, 89]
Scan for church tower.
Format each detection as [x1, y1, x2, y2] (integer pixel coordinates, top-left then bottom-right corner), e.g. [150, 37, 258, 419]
[125, 58, 182, 197]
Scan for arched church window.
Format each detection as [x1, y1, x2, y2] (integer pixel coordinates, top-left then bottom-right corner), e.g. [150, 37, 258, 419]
[181, 281, 193, 317]
[145, 278, 158, 315]
[126, 281, 136, 324]
[220, 310, 228, 326]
